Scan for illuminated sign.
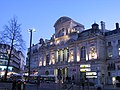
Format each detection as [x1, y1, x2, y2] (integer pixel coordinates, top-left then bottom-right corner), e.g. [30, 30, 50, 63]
[80, 68, 91, 72]
[86, 72, 97, 75]
[86, 76, 97, 78]
[0, 66, 13, 71]
[80, 64, 91, 68]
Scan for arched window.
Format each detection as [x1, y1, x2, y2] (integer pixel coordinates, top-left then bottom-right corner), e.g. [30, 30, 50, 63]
[80, 46, 86, 60]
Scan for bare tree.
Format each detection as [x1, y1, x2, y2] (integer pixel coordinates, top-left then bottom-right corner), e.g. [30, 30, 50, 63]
[0, 16, 26, 81]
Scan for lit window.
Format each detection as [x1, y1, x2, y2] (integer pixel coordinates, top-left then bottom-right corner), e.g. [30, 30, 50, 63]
[43, 61, 46, 66]
[89, 47, 97, 60]
[39, 61, 42, 66]
[77, 53, 80, 62]
[118, 48, 120, 56]
[68, 50, 74, 62]
[50, 55, 55, 64]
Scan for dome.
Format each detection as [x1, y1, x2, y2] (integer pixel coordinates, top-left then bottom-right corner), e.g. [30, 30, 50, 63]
[54, 16, 72, 27]
[92, 23, 99, 29]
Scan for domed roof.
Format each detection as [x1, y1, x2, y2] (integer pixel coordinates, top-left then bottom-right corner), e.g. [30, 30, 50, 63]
[54, 16, 72, 27]
[92, 23, 99, 29]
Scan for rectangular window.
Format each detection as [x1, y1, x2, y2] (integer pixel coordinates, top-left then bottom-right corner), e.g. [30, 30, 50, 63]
[58, 51, 60, 62]
[56, 51, 58, 62]
[63, 50, 65, 61]
[118, 40, 120, 45]
[108, 42, 111, 46]
[60, 50, 63, 62]
[118, 48, 120, 56]
[67, 49, 69, 61]
[117, 65, 120, 70]
[107, 48, 112, 58]
[80, 47, 86, 59]
[46, 54, 50, 66]
[108, 72, 111, 76]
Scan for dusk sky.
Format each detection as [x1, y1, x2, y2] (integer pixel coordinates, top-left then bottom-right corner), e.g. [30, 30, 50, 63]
[0, 0, 120, 50]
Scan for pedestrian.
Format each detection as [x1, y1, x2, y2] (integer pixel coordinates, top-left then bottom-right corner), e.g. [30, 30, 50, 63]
[37, 77, 40, 90]
[12, 78, 16, 90]
[72, 75, 75, 84]
[82, 82, 84, 90]
[37, 77, 40, 86]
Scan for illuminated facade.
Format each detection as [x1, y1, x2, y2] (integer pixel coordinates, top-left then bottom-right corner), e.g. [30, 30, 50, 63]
[0, 44, 25, 77]
[28, 16, 120, 84]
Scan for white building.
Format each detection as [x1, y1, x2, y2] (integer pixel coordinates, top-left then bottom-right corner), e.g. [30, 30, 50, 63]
[27, 16, 120, 85]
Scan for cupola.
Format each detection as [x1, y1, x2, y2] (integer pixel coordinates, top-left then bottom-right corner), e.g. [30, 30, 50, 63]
[92, 23, 99, 29]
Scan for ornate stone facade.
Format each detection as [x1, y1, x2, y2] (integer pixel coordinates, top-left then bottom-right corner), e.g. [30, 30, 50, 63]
[28, 16, 120, 85]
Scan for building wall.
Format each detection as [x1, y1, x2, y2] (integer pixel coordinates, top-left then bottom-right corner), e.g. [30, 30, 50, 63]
[28, 16, 120, 85]
[0, 44, 24, 77]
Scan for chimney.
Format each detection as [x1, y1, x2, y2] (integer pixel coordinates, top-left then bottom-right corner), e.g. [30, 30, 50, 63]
[116, 23, 119, 29]
[100, 21, 105, 33]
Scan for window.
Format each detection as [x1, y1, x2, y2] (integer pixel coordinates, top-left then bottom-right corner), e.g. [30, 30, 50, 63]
[107, 63, 115, 70]
[67, 49, 69, 61]
[80, 46, 86, 59]
[108, 72, 111, 76]
[118, 47, 120, 56]
[107, 48, 112, 58]
[118, 40, 120, 45]
[3, 44, 6, 48]
[63, 50, 65, 61]
[56, 51, 58, 62]
[46, 54, 50, 66]
[0, 44, 2, 48]
[117, 65, 120, 70]
[58, 51, 60, 62]
[89, 47, 97, 60]
[68, 50, 74, 62]
[108, 42, 111, 46]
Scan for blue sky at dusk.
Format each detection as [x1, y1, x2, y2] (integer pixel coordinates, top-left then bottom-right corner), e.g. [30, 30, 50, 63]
[0, 0, 120, 49]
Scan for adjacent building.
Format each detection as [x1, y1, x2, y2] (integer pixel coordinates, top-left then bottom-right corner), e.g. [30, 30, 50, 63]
[0, 44, 25, 77]
[27, 16, 120, 85]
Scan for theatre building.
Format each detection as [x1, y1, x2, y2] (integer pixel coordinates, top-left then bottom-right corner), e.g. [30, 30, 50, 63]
[28, 16, 120, 85]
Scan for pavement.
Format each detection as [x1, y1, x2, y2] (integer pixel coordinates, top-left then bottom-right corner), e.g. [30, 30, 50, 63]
[0, 82, 120, 90]
[62, 84, 120, 90]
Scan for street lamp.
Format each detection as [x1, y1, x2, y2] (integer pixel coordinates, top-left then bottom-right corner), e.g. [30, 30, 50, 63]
[28, 28, 35, 79]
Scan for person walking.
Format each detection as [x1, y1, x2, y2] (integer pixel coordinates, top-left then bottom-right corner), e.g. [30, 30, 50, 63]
[12, 78, 16, 90]
[82, 82, 84, 90]
[37, 77, 40, 90]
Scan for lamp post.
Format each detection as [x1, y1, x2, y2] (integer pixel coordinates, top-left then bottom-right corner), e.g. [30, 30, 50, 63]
[28, 28, 35, 79]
